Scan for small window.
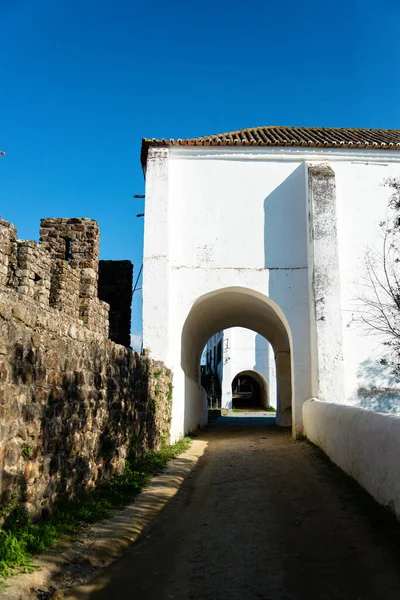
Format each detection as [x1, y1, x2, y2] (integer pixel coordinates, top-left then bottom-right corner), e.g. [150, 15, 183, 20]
[64, 238, 72, 262]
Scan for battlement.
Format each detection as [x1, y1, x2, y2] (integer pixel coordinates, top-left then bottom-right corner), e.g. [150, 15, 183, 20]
[0, 217, 132, 342]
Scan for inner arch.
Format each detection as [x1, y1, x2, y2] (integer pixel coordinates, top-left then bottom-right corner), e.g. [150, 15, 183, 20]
[232, 369, 269, 410]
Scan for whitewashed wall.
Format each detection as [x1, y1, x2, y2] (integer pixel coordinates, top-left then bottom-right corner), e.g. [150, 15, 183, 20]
[159, 152, 309, 438]
[143, 146, 400, 440]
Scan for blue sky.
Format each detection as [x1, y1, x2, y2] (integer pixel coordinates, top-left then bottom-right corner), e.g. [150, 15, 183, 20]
[1, 0, 400, 348]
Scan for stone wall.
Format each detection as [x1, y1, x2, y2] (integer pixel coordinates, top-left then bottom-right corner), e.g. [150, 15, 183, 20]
[0, 218, 172, 518]
[40, 218, 109, 335]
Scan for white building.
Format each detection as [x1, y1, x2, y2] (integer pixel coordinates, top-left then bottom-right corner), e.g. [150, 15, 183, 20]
[141, 125, 400, 441]
[204, 328, 276, 410]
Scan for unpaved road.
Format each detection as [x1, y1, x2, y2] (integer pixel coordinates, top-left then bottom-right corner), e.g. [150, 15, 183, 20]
[75, 418, 400, 600]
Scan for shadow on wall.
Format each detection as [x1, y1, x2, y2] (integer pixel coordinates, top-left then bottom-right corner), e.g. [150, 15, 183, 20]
[254, 333, 268, 375]
[184, 374, 208, 435]
[254, 333, 271, 409]
[264, 164, 307, 272]
[8, 340, 161, 516]
[356, 358, 400, 415]
[261, 165, 308, 425]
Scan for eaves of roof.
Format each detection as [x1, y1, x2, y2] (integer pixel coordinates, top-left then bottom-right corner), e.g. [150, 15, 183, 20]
[140, 125, 400, 167]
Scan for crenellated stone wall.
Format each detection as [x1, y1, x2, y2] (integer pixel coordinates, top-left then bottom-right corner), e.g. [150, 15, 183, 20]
[0, 217, 172, 518]
[40, 218, 108, 335]
[0, 217, 111, 337]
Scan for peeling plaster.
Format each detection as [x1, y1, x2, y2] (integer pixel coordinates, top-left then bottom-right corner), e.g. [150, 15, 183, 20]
[307, 163, 344, 402]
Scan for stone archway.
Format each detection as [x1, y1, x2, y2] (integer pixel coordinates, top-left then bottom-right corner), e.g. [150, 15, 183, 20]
[180, 286, 292, 435]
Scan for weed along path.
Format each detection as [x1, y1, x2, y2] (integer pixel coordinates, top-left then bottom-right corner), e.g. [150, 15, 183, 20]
[66, 418, 400, 600]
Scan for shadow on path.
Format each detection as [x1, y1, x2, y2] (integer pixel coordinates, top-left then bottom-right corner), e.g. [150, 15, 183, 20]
[71, 421, 400, 600]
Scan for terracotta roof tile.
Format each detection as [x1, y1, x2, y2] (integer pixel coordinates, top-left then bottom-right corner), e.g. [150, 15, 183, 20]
[141, 125, 400, 166]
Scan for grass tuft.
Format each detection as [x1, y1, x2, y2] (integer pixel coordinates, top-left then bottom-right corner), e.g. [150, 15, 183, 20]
[0, 436, 191, 582]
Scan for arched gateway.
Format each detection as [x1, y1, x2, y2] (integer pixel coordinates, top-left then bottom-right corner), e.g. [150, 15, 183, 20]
[140, 126, 400, 440]
[181, 287, 292, 431]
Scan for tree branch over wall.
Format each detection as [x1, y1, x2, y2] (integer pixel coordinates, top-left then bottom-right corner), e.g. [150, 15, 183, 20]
[357, 177, 400, 378]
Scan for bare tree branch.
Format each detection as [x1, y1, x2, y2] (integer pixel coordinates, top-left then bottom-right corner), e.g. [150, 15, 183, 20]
[357, 178, 400, 375]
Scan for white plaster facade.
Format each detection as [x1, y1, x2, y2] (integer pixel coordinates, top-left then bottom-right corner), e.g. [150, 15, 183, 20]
[204, 328, 276, 410]
[142, 142, 400, 441]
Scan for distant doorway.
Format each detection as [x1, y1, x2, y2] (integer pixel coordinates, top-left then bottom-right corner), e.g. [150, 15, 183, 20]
[231, 370, 268, 410]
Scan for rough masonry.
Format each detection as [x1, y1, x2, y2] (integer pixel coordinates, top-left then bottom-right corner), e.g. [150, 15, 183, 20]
[0, 218, 172, 518]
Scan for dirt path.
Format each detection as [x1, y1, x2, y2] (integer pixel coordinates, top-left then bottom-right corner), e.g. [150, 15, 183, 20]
[70, 418, 400, 600]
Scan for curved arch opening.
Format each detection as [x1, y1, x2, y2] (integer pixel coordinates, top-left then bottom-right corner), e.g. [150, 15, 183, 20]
[232, 370, 269, 410]
[181, 286, 293, 432]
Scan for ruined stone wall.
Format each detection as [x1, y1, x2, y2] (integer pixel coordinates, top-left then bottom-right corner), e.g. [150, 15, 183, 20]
[40, 218, 109, 335]
[0, 218, 172, 517]
[0, 217, 112, 337]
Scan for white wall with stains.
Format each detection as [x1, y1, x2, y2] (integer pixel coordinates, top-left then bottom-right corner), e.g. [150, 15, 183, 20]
[143, 145, 400, 441]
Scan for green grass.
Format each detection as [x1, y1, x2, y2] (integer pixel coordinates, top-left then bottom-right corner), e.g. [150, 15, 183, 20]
[0, 436, 191, 581]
